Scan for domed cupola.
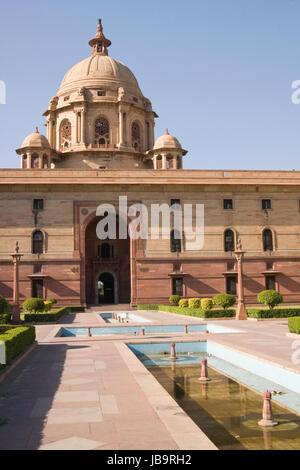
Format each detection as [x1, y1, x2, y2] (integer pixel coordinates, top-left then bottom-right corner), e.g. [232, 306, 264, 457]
[145, 129, 187, 169]
[16, 127, 54, 169]
[42, 19, 158, 167]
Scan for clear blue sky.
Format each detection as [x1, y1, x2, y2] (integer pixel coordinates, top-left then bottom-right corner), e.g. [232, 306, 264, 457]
[1, 0, 300, 170]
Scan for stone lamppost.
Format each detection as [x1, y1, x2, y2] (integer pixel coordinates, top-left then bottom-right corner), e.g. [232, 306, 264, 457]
[10, 241, 23, 324]
[234, 238, 248, 320]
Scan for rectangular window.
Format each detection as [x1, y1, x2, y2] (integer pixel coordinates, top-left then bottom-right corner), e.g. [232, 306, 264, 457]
[33, 199, 44, 210]
[32, 279, 43, 299]
[223, 199, 233, 210]
[171, 199, 181, 209]
[172, 278, 183, 296]
[97, 91, 106, 96]
[266, 275, 276, 290]
[262, 199, 271, 210]
[226, 276, 237, 295]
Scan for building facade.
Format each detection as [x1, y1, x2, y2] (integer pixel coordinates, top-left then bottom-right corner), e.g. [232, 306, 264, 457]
[1, 20, 300, 307]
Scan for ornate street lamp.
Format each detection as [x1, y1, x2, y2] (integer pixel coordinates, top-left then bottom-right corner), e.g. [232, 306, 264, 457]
[234, 238, 248, 320]
[10, 241, 23, 324]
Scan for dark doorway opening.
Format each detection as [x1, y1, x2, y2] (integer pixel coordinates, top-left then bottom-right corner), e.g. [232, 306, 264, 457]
[98, 272, 115, 304]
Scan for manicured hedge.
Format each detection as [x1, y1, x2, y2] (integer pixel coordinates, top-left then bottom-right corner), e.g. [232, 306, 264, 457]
[247, 307, 300, 319]
[21, 307, 69, 323]
[288, 317, 300, 334]
[69, 306, 85, 312]
[138, 304, 235, 318]
[0, 314, 11, 324]
[0, 325, 35, 365]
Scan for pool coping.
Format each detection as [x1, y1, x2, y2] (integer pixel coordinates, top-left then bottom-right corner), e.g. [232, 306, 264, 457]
[115, 340, 218, 450]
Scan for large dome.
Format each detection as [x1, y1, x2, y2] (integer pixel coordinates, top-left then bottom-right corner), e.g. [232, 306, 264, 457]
[58, 55, 143, 97]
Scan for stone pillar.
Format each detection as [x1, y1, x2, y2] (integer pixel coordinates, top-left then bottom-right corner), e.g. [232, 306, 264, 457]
[27, 153, 32, 169]
[153, 156, 157, 170]
[130, 234, 137, 307]
[234, 239, 248, 320]
[10, 241, 23, 324]
[81, 110, 86, 144]
[162, 154, 167, 169]
[258, 391, 278, 427]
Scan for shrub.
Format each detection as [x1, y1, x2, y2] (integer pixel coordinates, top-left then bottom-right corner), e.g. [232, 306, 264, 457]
[0, 296, 9, 315]
[21, 307, 69, 323]
[188, 298, 201, 309]
[179, 299, 189, 308]
[0, 314, 11, 324]
[23, 298, 45, 314]
[213, 294, 236, 310]
[0, 325, 35, 365]
[288, 317, 300, 334]
[43, 300, 53, 313]
[47, 298, 57, 305]
[69, 306, 85, 312]
[169, 295, 181, 306]
[257, 290, 283, 309]
[201, 298, 213, 311]
[157, 305, 235, 318]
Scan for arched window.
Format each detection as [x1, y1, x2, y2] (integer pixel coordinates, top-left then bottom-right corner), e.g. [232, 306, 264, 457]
[156, 155, 162, 169]
[166, 155, 173, 169]
[22, 155, 28, 169]
[224, 229, 235, 252]
[42, 154, 48, 169]
[60, 119, 72, 149]
[263, 229, 273, 251]
[95, 117, 110, 146]
[32, 230, 43, 254]
[171, 229, 182, 253]
[132, 122, 141, 150]
[31, 153, 39, 169]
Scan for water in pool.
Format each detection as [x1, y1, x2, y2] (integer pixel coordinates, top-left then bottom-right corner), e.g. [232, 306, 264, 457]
[148, 362, 300, 450]
[57, 323, 238, 336]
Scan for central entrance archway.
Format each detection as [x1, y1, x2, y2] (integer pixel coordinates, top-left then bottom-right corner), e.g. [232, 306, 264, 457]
[84, 214, 131, 305]
[97, 272, 115, 304]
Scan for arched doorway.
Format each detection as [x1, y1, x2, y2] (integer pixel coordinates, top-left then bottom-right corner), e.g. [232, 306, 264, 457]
[84, 215, 131, 305]
[98, 272, 115, 304]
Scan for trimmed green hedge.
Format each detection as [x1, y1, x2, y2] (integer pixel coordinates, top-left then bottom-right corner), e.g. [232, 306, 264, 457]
[69, 306, 85, 312]
[21, 307, 69, 323]
[247, 307, 300, 319]
[288, 317, 300, 334]
[0, 325, 35, 365]
[0, 314, 11, 324]
[138, 304, 235, 318]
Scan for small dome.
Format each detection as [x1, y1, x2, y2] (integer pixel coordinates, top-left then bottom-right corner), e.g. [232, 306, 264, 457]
[21, 128, 50, 149]
[153, 129, 182, 150]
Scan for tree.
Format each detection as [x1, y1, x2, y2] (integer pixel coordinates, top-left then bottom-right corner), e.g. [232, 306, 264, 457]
[0, 296, 9, 315]
[257, 290, 283, 309]
[169, 295, 181, 306]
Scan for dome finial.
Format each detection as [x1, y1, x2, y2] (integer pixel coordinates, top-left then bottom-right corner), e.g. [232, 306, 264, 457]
[35, 126, 39, 133]
[89, 18, 111, 57]
[165, 128, 169, 135]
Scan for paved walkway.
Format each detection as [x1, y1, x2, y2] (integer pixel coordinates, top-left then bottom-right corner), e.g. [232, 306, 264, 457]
[0, 308, 299, 450]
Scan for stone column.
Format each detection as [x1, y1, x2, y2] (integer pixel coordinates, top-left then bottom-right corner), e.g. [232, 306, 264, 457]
[162, 154, 167, 169]
[10, 241, 23, 324]
[153, 156, 157, 170]
[81, 110, 86, 144]
[234, 239, 248, 320]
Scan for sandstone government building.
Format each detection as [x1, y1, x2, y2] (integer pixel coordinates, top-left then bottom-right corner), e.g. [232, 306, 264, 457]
[1, 20, 300, 307]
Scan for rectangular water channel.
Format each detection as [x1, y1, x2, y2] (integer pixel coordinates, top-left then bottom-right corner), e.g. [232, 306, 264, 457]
[100, 313, 151, 323]
[128, 341, 300, 450]
[57, 324, 238, 337]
